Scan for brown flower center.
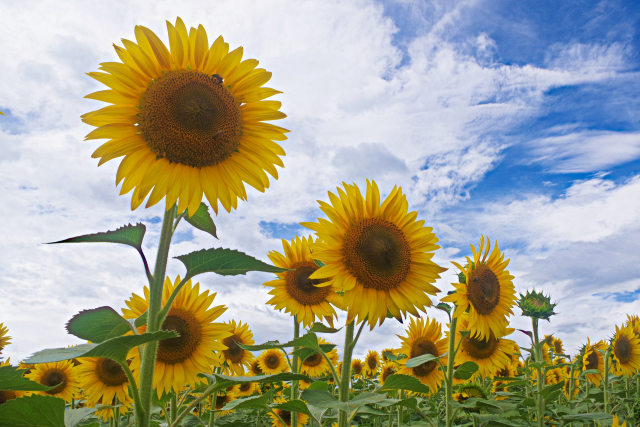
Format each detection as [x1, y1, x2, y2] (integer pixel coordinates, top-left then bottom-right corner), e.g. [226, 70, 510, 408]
[42, 370, 67, 395]
[463, 334, 499, 360]
[381, 366, 396, 383]
[286, 262, 331, 305]
[410, 338, 439, 377]
[467, 264, 500, 315]
[351, 361, 363, 375]
[239, 382, 252, 393]
[0, 390, 17, 404]
[157, 309, 202, 364]
[366, 355, 378, 371]
[343, 218, 411, 290]
[138, 70, 242, 168]
[222, 334, 245, 364]
[585, 350, 599, 370]
[250, 360, 263, 376]
[264, 353, 281, 370]
[615, 335, 632, 364]
[96, 358, 127, 387]
[303, 353, 323, 368]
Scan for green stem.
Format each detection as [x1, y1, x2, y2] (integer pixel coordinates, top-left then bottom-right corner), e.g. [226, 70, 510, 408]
[397, 390, 405, 426]
[138, 204, 177, 427]
[208, 395, 215, 427]
[291, 316, 300, 427]
[169, 394, 177, 424]
[338, 321, 355, 427]
[636, 374, 639, 396]
[603, 348, 610, 413]
[532, 317, 544, 427]
[119, 361, 143, 427]
[445, 316, 458, 427]
[568, 360, 576, 403]
[171, 381, 218, 427]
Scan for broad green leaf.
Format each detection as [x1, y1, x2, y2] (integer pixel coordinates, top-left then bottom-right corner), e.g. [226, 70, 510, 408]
[48, 223, 145, 250]
[175, 248, 287, 279]
[237, 340, 283, 352]
[24, 331, 177, 364]
[221, 393, 271, 411]
[0, 395, 65, 427]
[271, 399, 312, 417]
[299, 390, 338, 408]
[185, 203, 218, 238]
[355, 406, 387, 415]
[580, 369, 601, 376]
[405, 353, 444, 368]
[0, 366, 51, 391]
[453, 361, 479, 380]
[65, 307, 131, 342]
[308, 322, 340, 333]
[378, 374, 431, 394]
[308, 381, 329, 391]
[64, 407, 95, 427]
[239, 332, 321, 352]
[560, 413, 610, 421]
[541, 381, 564, 399]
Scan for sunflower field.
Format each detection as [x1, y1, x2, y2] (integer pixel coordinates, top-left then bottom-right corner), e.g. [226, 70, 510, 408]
[1, 17, 639, 427]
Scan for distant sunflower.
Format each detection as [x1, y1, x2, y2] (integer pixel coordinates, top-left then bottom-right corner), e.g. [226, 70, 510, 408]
[351, 359, 363, 377]
[82, 18, 287, 216]
[398, 316, 447, 392]
[232, 381, 258, 397]
[269, 396, 310, 426]
[122, 276, 230, 396]
[364, 350, 380, 377]
[0, 323, 10, 355]
[299, 338, 337, 377]
[265, 236, 342, 328]
[456, 315, 515, 378]
[582, 339, 607, 386]
[249, 359, 264, 376]
[378, 362, 397, 384]
[303, 180, 445, 327]
[381, 348, 398, 363]
[215, 392, 236, 416]
[258, 349, 288, 375]
[612, 325, 640, 376]
[442, 236, 516, 340]
[76, 357, 132, 419]
[26, 360, 80, 403]
[220, 320, 255, 375]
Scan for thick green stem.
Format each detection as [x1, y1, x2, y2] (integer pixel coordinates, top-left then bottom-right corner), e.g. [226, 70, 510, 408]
[138, 204, 177, 426]
[338, 321, 355, 427]
[445, 316, 458, 427]
[603, 348, 610, 413]
[208, 395, 215, 427]
[291, 316, 300, 427]
[532, 317, 544, 427]
[169, 394, 177, 424]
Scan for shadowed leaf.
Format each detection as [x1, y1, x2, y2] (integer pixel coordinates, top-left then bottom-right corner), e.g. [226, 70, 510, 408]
[66, 307, 131, 342]
[0, 395, 65, 427]
[176, 248, 287, 279]
[48, 223, 145, 250]
[0, 366, 52, 392]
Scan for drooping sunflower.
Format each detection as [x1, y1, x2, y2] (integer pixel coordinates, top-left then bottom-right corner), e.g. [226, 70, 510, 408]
[611, 325, 640, 376]
[25, 360, 81, 403]
[265, 236, 342, 328]
[122, 275, 230, 396]
[258, 349, 288, 375]
[269, 396, 310, 427]
[397, 316, 447, 392]
[82, 18, 288, 216]
[220, 320, 255, 375]
[299, 338, 338, 377]
[0, 323, 10, 356]
[582, 339, 607, 386]
[76, 357, 132, 420]
[442, 236, 516, 341]
[303, 180, 446, 327]
[363, 350, 380, 378]
[452, 382, 487, 403]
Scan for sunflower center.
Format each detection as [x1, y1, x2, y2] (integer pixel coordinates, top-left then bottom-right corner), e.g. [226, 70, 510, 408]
[239, 382, 252, 392]
[158, 309, 202, 364]
[303, 353, 323, 368]
[352, 362, 363, 375]
[96, 358, 127, 387]
[222, 334, 245, 363]
[366, 356, 378, 370]
[42, 370, 66, 395]
[463, 334, 499, 360]
[215, 394, 229, 410]
[410, 338, 439, 377]
[250, 361, 263, 375]
[585, 350, 599, 370]
[138, 70, 242, 168]
[381, 366, 396, 383]
[343, 218, 411, 290]
[286, 262, 331, 305]
[615, 336, 632, 364]
[467, 264, 500, 315]
[278, 409, 292, 424]
[265, 354, 281, 370]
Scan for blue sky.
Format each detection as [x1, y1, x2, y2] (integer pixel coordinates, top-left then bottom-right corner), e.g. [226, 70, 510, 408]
[0, 0, 639, 362]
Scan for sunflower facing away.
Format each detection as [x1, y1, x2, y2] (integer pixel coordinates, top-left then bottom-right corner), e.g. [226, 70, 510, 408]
[0, 323, 10, 356]
[122, 275, 230, 396]
[258, 349, 288, 375]
[303, 180, 446, 327]
[220, 320, 255, 375]
[612, 324, 640, 376]
[582, 339, 607, 386]
[26, 360, 81, 403]
[442, 236, 516, 341]
[265, 236, 342, 328]
[397, 316, 447, 393]
[82, 18, 288, 216]
[76, 357, 132, 420]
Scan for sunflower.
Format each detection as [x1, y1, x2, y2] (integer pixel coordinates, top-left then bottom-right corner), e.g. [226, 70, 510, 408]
[363, 350, 380, 378]
[612, 325, 640, 376]
[303, 180, 445, 327]
[351, 359, 363, 377]
[442, 236, 516, 341]
[76, 357, 132, 420]
[25, 360, 80, 403]
[258, 349, 288, 375]
[492, 364, 516, 399]
[453, 382, 487, 403]
[232, 381, 258, 397]
[397, 316, 447, 392]
[582, 339, 607, 386]
[613, 415, 628, 427]
[0, 323, 10, 356]
[299, 338, 337, 377]
[269, 396, 310, 427]
[82, 18, 287, 216]
[265, 236, 342, 328]
[378, 362, 397, 384]
[249, 359, 264, 376]
[215, 392, 236, 416]
[220, 320, 255, 375]
[122, 275, 230, 396]
[545, 335, 565, 357]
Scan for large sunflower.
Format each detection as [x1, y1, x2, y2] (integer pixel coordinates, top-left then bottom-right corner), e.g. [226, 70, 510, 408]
[82, 18, 287, 216]
[76, 357, 132, 419]
[303, 180, 445, 327]
[220, 320, 255, 375]
[442, 236, 516, 340]
[397, 316, 447, 393]
[582, 339, 606, 386]
[122, 276, 230, 396]
[25, 360, 81, 403]
[265, 236, 342, 328]
[612, 325, 640, 376]
[0, 323, 10, 356]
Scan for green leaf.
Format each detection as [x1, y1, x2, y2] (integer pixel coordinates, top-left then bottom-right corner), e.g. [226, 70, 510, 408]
[435, 302, 452, 315]
[239, 332, 322, 352]
[0, 366, 51, 391]
[0, 395, 65, 427]
[199, 372, 311, 386]
[541, 381, 564, 399]
[308, 381, 329, 391]
[580, 369, 601, 376]
[271, 399, 312, 417]
[65, 307, 131, 343]
[405, 353, 444, 368]
[64, 407, 95, 427]
[453, 361, 479, 380]
[48, 223, 145, 250]
[378, 374, 431, 394]
[560, 413, 610, 421]
[24, 331, 177, 364]
[308, 323, 340, 333]
[221, 393, 271, 411]
[185, 203, 218, 239]
[299, 390, 338, 408]
[175, 248, 287, 279]
[355, 406, 388, 416]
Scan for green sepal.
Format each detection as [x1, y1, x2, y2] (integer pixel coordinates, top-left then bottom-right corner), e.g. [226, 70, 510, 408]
[0, 366, 52, 391]
[0, 395, 65, 427]
[175, 248, 287, 279]
[48, 223, 145, 250]
[65, 307, 131, 342]
[185, 203, 218, 239]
